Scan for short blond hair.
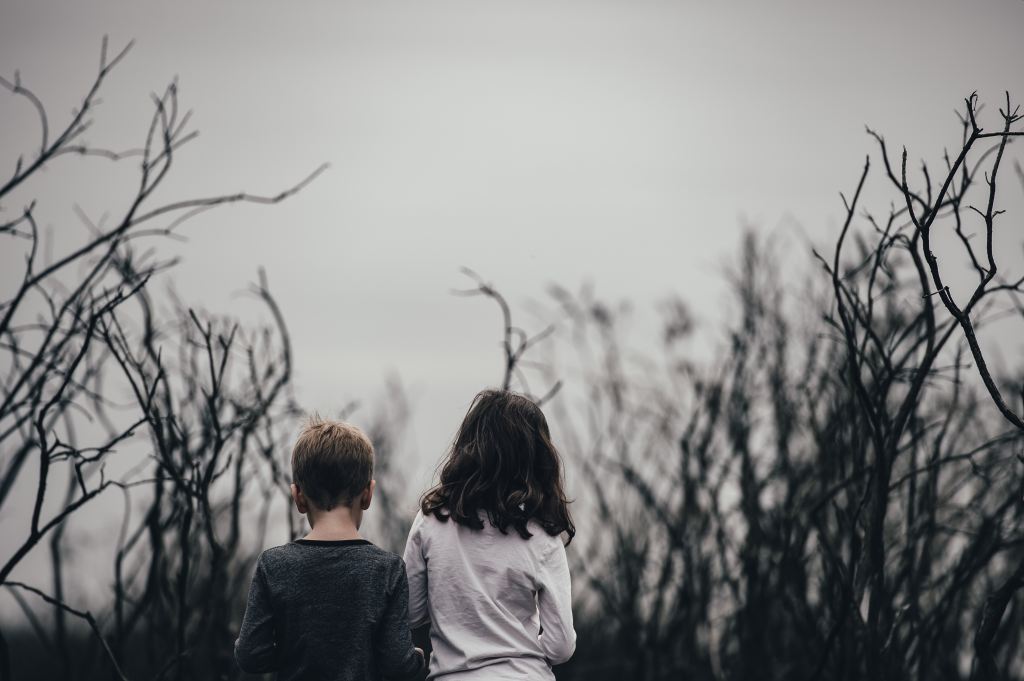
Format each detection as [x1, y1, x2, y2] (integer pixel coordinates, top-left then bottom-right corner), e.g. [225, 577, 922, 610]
[291, 415, 374, 510]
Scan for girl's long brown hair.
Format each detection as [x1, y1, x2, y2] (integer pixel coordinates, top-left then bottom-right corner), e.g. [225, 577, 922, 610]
[420, 389, 575, 543]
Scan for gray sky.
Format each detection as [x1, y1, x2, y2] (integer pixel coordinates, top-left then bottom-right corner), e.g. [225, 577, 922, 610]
[1, 0, 1023, 593]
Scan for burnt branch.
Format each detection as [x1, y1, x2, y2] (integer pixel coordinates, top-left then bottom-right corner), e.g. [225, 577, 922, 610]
[0, 38, 321, 681]
[454, 267, 561, 405]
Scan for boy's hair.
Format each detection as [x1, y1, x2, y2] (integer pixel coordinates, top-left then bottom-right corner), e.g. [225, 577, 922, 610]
[420, 389, 575, 544]
[291, 415, 374, 511]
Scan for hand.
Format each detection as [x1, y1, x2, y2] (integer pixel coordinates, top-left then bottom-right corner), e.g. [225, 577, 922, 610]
[414, 647, 428, 680]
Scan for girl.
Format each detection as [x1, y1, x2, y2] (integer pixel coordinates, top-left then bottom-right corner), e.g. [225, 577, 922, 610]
[403, 389, 576, 680]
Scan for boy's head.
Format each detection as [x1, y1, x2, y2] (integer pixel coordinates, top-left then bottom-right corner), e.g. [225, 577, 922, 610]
[291, 415, 374, 512]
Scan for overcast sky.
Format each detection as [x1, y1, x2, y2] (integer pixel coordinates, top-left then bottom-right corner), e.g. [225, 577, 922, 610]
[2, 0, 1023, 575]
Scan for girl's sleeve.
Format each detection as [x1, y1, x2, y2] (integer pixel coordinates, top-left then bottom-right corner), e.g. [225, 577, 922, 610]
[234, 554, 278, 673]
[402, 510, 430, 629]
[536, 538, 576, 665]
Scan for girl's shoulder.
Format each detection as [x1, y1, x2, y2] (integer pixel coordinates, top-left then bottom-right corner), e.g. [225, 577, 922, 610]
[414, 507, 563, 550]
[407, 508, 429, 540]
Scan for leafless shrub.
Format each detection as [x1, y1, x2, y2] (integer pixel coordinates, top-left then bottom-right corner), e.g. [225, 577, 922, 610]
[549, 95, 1024, 681]
[0, 39, 322, 680]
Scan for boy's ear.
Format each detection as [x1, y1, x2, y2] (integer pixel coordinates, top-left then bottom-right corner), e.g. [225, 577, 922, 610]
[360, 479, 375, 511]
[291, 483, 308, 514]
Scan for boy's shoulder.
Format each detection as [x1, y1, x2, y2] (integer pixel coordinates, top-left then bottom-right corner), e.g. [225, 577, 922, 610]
[258, 539, 404, 572]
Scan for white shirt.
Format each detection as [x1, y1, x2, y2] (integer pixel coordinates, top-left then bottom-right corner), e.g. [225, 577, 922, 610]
[403, 509, 576, 680]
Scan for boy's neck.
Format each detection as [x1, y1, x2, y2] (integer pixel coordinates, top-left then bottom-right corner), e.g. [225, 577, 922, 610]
[304, 504, 363, 541]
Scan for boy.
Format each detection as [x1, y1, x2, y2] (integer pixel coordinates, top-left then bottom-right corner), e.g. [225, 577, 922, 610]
[235, 416, 426, 680]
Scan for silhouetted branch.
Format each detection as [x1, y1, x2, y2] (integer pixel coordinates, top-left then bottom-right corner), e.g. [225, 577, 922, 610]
[4, 582, 129, 681]
[454, 267, 561, 404]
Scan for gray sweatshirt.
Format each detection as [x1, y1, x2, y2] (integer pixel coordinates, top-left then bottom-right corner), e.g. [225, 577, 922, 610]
[235, 539, 425, 681]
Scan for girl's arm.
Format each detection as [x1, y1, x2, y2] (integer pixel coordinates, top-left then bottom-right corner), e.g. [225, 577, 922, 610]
[402, 511, 431, 629]
[536, 538, 576, 665]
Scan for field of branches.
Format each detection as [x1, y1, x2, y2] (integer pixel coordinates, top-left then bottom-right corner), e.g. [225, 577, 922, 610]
[2, 41, 1023, 681]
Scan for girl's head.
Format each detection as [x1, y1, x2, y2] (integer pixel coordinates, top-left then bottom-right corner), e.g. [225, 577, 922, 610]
[421, 389, 575, 543]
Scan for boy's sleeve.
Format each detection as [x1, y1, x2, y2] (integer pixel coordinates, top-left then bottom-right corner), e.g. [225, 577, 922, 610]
[234, 554, 278, 673]
[536, 538, 577, 666]
[375, 557, 426, 680]
[402, 511, 430, 629]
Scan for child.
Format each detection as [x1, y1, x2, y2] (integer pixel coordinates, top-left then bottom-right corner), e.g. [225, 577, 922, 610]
[235, 416, 425, 680]
[403, 389, 576, 680]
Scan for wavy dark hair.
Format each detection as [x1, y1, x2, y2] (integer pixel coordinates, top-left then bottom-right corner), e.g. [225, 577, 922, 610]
[420, 389, 575, 544]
